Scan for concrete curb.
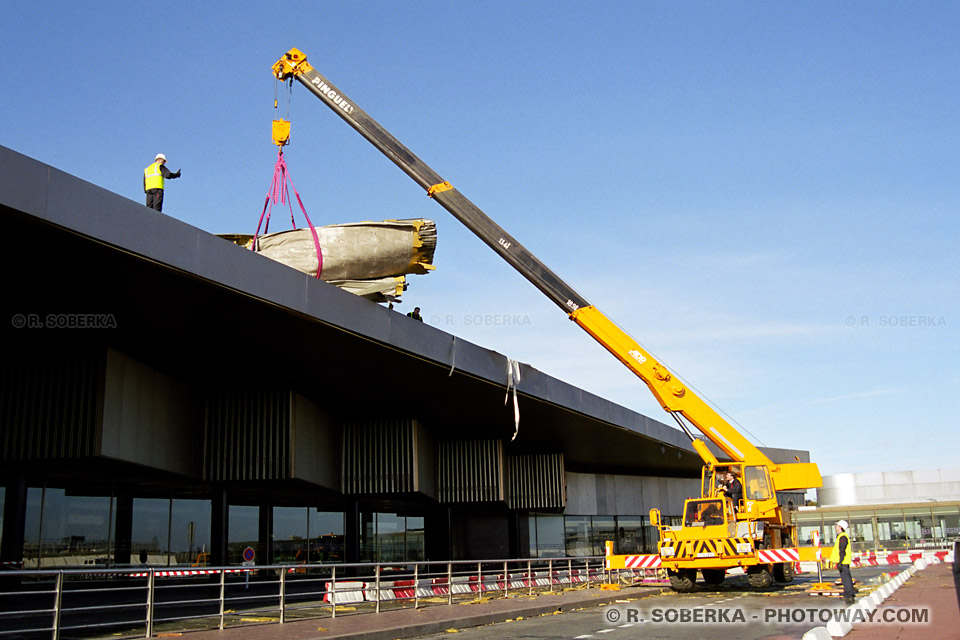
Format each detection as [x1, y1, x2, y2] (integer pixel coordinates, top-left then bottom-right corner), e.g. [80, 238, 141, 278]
[802, 627, 833, 640]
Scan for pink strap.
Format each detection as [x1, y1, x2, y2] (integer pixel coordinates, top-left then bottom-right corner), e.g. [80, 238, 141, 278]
[252, 150, 323, 278]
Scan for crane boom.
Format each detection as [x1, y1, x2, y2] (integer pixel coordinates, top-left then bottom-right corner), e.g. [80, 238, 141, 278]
[272, 48, 820, 491]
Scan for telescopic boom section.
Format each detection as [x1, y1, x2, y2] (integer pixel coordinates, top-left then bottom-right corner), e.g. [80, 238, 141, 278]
[272, 48, 809, 478]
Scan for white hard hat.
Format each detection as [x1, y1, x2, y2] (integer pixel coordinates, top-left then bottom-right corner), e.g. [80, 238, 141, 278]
[836, 519, 848, 531]
[155, 153, 167, 161]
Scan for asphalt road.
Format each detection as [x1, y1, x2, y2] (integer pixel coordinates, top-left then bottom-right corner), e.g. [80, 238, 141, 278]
[414, 566, 897, 640]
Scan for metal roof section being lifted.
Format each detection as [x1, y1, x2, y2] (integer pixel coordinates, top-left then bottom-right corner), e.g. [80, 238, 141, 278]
[220, 218, 436, 303]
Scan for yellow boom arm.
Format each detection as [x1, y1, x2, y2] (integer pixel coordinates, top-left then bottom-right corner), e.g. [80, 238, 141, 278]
[272, 48, 821, 492]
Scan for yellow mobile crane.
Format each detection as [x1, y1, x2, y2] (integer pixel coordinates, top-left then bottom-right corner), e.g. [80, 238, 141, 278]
[272, 48, 823, 592]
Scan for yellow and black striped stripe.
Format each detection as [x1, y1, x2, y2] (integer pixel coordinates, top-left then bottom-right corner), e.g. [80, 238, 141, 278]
[674, 537, 754, 559]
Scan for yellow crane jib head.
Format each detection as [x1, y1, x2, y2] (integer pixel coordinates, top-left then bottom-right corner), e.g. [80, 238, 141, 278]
[272, 119, 291, 147]
[272, 48, 313, 80]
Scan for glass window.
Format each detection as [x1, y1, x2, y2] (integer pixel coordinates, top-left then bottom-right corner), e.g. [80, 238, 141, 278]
[564, 516, 591, 557]
[534, 515, 564, 558]
[171, 499, 211, 566]
[23, 488, 43, 568]
[743, 467, 772, 501]
[684, 500, 725, 528]
[132, 498, 170, 566]
[591, 516, 616, 557]
[309, 510, 344, 563]
[358, 512, 421, 563]
[616, 516, 645, 555]
[360, 512, 376, 562]
[40, 489, 113, 567]
[376, 513, 405, 563]
[795, 511, 824, 547]
[273, 506, 307, 564]
[528, 517, 538, 557]
[228, 505, 259, 565]
[903, 507, 934, 542]
[406, 516, 425, 562]
[931, 506, 959, 539]
[876, 509, 906, 548]
[847, 512, 875, 549]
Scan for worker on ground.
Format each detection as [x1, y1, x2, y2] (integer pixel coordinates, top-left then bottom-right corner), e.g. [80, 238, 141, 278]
[718, 471, 743, 512]
[830, 519, 856, 604]
[406, 306, 423, 322]
[143, 153, 181, 212]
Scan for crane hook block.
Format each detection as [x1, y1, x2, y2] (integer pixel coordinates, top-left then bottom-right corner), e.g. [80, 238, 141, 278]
[272, 119, 291, 147]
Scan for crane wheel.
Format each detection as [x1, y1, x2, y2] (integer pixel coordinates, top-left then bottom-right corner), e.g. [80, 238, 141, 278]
[747, 565, 774, 588]
[668, 568, 696, 592]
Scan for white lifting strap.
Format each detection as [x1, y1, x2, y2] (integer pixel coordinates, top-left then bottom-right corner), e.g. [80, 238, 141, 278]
[505, 359, 521, 441]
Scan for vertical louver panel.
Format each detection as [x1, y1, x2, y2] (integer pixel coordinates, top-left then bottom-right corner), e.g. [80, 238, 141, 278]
[506, 453, 565, 509]
[437, 440, 505, 503]
[203, 390, 291, 481]
[341, 419, 418, 494]
[0, 343, 103, 460]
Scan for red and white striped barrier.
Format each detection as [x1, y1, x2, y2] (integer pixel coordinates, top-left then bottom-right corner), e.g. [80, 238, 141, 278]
[756, 548, 800, 564]
[128, 568, 253, 578]
[322, 566, 612, 603]
[852, 549, 951, 567]
[450, 575, 472, 594]
[429, 577, 450, 595]
[323, 580, 366, 604]
[621, 554, 662, 569]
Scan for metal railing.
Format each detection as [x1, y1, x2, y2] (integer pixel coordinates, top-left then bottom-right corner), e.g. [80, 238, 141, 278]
[0, 555, 647, 639]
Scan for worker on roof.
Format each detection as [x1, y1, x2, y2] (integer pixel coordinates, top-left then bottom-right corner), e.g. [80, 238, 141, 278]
[144, 153, 181, 212]
[406, 306, 423, 322]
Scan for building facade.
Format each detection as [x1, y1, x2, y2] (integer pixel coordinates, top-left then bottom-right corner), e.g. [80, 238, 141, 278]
[0, 145, 810, 569]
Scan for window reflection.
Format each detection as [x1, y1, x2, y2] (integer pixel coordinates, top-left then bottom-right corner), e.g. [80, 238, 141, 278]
[228, 505, 259, 565]
[132, 498, 169, 565]
[358, 512, 424, 563]
[22, 488, 113, 567]
[171, 499, 211, 565]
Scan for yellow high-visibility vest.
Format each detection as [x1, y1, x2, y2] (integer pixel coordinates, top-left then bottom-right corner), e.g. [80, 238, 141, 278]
[144, 162, 164, 191]
[829, 530, 852, 564]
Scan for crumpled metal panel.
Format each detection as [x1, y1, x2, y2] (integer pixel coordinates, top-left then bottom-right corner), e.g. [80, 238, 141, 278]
[250, 219, 436, 280]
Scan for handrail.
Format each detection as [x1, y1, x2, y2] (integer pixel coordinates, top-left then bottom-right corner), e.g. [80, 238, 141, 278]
[0, 555, 622, 639]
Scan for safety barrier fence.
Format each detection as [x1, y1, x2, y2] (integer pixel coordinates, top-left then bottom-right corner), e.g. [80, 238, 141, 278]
[0, 555, 656, 639]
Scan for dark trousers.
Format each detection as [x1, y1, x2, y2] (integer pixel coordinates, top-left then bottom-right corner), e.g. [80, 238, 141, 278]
[838, 563, 855, 598]
[145, 188, 164, 212]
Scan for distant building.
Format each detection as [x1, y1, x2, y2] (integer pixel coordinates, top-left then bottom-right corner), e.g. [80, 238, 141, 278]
[793, 468, 960, 551]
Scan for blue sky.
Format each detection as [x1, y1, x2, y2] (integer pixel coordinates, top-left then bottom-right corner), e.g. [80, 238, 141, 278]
[2, 1, 958, 482]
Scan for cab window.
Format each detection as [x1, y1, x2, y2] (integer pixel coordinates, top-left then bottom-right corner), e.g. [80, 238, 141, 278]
[744, 466, 773, 500]
[684, 500, 726, 527]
